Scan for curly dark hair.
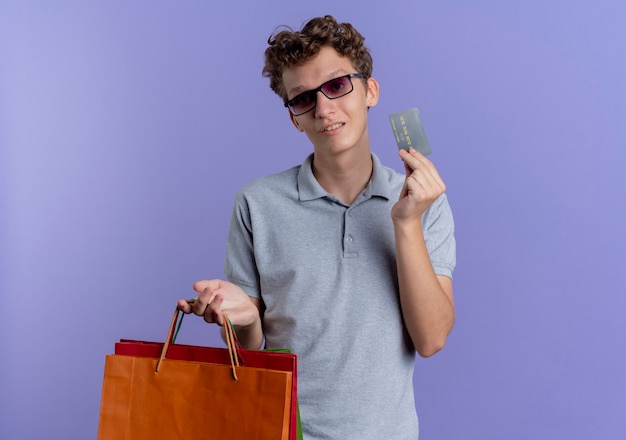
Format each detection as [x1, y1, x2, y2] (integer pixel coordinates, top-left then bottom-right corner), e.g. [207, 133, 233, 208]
[262, 15, 373, 103]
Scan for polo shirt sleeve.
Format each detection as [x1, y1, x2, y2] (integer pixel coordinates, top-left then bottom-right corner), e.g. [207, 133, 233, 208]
[223, 191, 262, 298]
[423, 193, 456, 278]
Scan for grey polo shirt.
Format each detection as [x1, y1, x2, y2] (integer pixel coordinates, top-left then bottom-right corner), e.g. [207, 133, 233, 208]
[225, 152, 456, 440]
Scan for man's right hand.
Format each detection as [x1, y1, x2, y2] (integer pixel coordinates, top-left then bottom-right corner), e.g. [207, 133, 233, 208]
[177, 279, 264, 350]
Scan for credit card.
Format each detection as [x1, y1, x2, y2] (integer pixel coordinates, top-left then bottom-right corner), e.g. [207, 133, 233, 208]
[388, 107, 431, 156]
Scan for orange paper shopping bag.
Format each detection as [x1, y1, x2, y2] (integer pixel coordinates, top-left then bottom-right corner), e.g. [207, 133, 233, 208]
[97, 303, 299, 439]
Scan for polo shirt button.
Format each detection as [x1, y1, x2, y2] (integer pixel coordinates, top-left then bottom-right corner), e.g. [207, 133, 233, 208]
[345, 236, 353, 243]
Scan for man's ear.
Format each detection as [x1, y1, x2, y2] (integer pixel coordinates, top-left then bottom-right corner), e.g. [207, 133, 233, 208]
[365, 77, 380, 108]
[289, 110, 304, 132]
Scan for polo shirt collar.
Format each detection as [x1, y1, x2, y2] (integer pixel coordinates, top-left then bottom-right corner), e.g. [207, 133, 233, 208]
[297, 153, 393, 202]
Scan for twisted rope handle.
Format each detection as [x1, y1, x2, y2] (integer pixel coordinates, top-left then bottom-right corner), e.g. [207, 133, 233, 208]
[223, 316, 240, 381]
[155, 304, 183, 373]
[155, 300, 241, 382]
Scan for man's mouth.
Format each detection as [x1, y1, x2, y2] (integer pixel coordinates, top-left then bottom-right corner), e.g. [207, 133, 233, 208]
[322, 123, 344, 132]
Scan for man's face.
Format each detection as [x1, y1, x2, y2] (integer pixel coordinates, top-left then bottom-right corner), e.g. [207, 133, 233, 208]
[282, 46, 379, 157]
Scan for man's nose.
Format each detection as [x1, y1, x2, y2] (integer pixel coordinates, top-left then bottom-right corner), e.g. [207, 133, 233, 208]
[314, 90, 336, 116]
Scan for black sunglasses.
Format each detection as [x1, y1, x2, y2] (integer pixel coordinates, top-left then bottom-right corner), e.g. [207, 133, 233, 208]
[284, 73, 365, 116]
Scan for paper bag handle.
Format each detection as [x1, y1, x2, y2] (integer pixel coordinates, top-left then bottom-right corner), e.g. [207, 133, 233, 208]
[155, 300, 241, 381]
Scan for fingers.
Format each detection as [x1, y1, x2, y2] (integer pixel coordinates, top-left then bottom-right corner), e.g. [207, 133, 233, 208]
[398, 147, 437, 177]
[177, 299, 193, 313]
[190, 287, 226, 325]
[180, 279, 260, 329]
[398, 148, 446, 195]
[193, 279, 221, 294]
[205, 294, 224, 326]
[393, 148, 446, 223]
[398, 146, 428, 169]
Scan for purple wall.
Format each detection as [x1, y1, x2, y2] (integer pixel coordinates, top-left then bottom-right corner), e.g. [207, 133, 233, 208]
[2, 1, 625, 439]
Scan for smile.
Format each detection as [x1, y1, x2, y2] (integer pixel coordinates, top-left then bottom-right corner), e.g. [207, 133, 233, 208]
[322, 123, 344, 132]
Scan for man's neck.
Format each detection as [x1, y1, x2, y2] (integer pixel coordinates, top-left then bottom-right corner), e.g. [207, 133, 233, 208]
[311, 148, 373, 206]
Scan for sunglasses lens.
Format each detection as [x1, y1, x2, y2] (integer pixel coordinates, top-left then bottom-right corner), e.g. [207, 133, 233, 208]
[289, 92, 316, 115]
[321, 76, 353, 98]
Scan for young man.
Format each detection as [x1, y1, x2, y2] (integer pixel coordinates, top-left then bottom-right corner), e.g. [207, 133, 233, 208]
[178, 15, 456, 439]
